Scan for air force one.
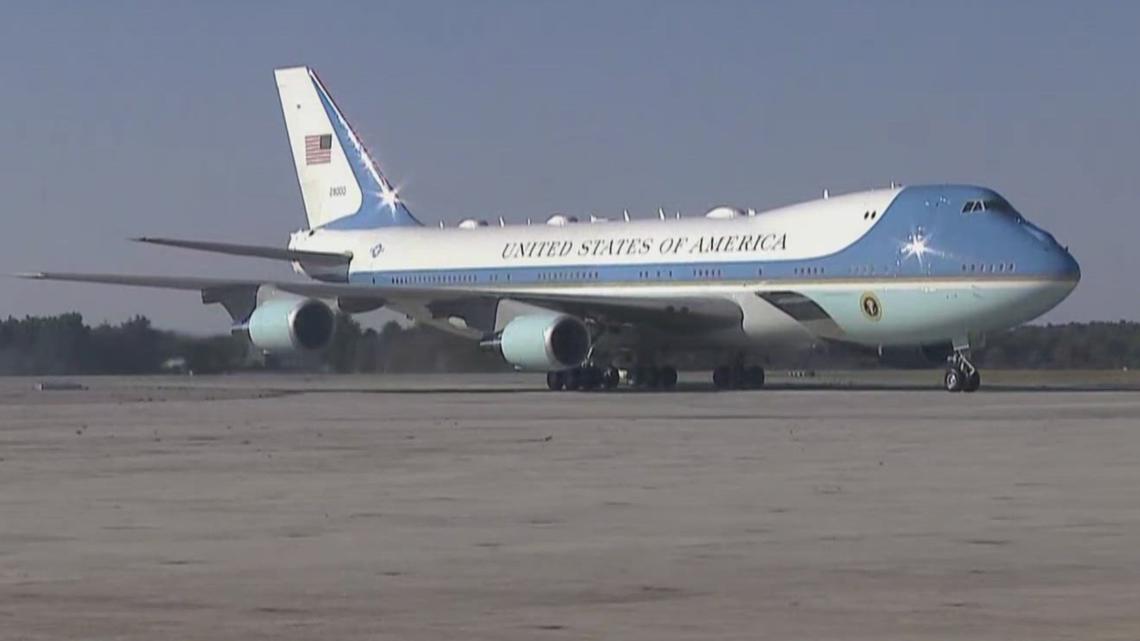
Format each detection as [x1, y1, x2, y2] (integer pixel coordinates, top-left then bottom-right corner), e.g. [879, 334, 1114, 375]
[22, 67, 1080, 392]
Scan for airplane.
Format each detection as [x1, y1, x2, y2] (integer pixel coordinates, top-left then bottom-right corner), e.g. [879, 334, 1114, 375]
[20, 66, 1081, 393]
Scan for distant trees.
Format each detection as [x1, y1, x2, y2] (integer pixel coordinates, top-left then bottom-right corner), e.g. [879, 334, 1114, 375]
[1, 313, 1139, 376]
[0, 314, 249, 375]
[0, 312, 509, 376]
[324, 315, 509, 374]
[977, 321, 1140, 370]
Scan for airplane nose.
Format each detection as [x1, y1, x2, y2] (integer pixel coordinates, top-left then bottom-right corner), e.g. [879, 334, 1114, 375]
[1043, 245, 1080, 287]
[1062, 248, 1081, 282]
[1022, 219, 1079, 283]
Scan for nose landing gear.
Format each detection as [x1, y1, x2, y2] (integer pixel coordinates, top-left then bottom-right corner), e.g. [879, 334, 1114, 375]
[944, 350, 981, 393]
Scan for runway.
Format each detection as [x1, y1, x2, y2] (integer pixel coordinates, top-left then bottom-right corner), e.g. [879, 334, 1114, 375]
[2, 373, 1139, 640]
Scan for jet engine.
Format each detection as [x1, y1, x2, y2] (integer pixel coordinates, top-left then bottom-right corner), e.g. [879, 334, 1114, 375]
[247, 298, 336, 353]
[499, 314, 590, 370]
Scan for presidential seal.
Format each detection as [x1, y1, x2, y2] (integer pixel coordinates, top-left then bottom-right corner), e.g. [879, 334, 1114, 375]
[860, 292, 882, 321]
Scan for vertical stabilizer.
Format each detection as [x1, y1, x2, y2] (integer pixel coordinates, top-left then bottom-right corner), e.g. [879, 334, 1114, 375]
[274, 66, 421, 230]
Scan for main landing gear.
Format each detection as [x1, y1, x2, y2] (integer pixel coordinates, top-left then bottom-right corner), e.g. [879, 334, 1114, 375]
[711, 364, 766, 390]
[546, 366, 617, 391]
[546, 365, 678, 391]
[625, 365, 680, 390]
[943, 350, 981, 393]
[546, 357, 765, 393]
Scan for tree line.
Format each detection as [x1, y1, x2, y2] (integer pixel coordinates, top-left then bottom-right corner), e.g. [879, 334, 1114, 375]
[1, 312, 1138, 376]
[0, 312, 506, 376]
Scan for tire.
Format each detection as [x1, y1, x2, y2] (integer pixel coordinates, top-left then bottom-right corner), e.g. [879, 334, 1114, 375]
[712, 366, 732, 390]
[565, 368, 582, 391]
[546, 371, 565, 391]
[579, 366, 601, 391]
[660, 366, 678, 390]
[632, 366, 649, 388]
[643, 367, 661, 389]
[731, 366, 747, 390]
[944, 367, 964, 392]
[963, 370, 981, 393]
[746, 366, 765, 389]
[603, 367, 620, 389]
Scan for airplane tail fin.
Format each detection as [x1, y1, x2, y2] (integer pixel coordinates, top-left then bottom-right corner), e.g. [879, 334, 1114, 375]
[274, 66, 422, 230]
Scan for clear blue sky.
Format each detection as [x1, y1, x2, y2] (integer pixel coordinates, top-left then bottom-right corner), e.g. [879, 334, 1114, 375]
[2, 1, 1136, 331]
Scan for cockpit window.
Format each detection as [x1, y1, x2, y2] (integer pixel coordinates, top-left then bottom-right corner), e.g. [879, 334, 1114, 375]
[983, 198, 1015, 214]
[962, 197, 1020, 218]
[961, 200, 984, 213]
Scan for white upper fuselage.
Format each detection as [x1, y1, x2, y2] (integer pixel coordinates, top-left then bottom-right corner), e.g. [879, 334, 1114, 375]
[297, 188, 898, 274]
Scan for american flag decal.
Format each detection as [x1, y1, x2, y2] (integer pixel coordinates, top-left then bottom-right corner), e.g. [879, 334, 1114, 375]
[305, 134, 333, 165]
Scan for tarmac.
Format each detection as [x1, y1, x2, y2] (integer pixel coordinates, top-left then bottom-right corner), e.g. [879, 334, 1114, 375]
[2, 372, 1139, 640]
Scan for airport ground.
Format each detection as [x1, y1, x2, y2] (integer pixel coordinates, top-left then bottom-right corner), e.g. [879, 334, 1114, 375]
[1, 371, 1139, 640]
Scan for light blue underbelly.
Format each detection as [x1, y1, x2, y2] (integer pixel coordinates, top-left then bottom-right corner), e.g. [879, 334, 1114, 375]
[805, 279, 1076, 345]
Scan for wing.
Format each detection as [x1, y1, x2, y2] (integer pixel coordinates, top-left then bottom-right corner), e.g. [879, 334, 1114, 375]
[18, 271, 390, 329]
[18, 271, 744, 340]
[132, 237, 352, 265]
[18, 271, 366, 296]
[132, 237, 352, 282]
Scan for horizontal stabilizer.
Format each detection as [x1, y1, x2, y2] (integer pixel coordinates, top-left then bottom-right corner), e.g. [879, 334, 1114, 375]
[133, 237, 351, 265]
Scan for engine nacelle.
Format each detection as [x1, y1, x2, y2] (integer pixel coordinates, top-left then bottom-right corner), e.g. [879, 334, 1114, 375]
[500, 314, 590, 371]
[247, 298, 336, 353]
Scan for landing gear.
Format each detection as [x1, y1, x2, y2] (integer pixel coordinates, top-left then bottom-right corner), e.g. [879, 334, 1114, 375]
[944, 350, 981, 393]
[746, 365, 766, 389]
[712, 364, 766, 390]
[631, 365, 678, 390]
[712, 365, 732, 389]
[602, 366, 621, 389]
[634, 365, 658, 389]
[546, 364, 676, 391]
[546, 370, 565, 391]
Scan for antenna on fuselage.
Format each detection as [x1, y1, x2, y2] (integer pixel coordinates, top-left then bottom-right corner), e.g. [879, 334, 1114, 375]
[623, 209, 631, 222]
[498, 216, 505, 227]
[658, 207, 666, 221]
[822, 189, 830, 200]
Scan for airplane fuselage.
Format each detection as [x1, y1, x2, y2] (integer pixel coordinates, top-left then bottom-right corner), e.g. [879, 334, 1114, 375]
[292, 184, 1079, 350]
